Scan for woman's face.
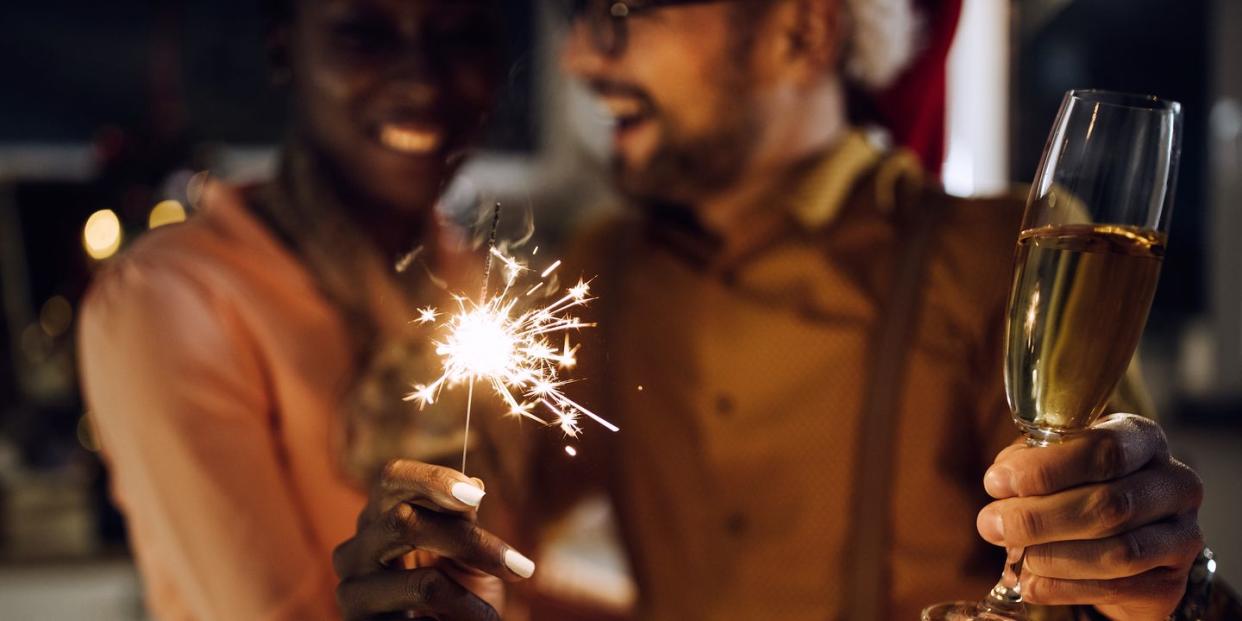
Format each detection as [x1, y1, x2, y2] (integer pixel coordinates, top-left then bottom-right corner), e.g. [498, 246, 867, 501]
[284, 0, 502, 214]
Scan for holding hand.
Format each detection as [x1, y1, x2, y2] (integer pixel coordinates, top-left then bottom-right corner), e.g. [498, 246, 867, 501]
[333, 459, 535, 620]
[977, 414, 1204, 620]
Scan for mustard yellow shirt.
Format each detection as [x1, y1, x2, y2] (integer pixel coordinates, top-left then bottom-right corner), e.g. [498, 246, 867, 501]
[537, 132, 1036, 620]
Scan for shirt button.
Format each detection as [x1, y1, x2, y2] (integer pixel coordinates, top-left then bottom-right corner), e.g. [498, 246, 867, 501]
[715, 393, 735, 418]
[725, 512, 748, 537]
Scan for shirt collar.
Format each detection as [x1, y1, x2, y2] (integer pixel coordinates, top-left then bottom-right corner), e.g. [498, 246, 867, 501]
[645, 128, 906, 271]
[787, 129, 888, 231]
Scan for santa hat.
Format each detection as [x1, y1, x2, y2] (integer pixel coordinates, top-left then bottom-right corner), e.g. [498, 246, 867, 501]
[844, 0, 963, 174]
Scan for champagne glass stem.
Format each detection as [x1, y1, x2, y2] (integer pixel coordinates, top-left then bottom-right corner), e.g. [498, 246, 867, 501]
[982, 546, 1027, 616]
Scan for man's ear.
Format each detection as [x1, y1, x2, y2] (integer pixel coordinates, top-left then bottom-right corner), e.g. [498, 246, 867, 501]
[784, 0, 843, 83]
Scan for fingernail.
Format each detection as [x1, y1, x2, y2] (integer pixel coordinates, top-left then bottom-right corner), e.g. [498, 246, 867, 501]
[451, 481, 486, 507]
[984, 466, 1015, 498]
[978, 508, 1005, 544]
[504, 549, 536, 578]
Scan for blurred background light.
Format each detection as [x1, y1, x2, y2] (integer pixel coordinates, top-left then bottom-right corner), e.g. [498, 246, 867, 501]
[147, 199, 186, 229]
[38, 296, 72, 338]
[82, 210, 122, 260]
[943, 0, 1011, 196]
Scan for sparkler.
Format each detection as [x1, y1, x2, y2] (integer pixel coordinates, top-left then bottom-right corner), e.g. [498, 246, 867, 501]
[405, 204, 618, 472]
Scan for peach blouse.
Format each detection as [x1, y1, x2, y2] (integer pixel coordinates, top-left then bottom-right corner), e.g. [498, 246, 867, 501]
[79, 183, 373, 620]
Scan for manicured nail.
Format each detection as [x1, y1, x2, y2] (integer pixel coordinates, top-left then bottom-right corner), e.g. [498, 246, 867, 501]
[504, 549, 536, 578]
[984, 466, 1015, 498]
[978, 508, 1005, 544]
[451, 481, 486, 507]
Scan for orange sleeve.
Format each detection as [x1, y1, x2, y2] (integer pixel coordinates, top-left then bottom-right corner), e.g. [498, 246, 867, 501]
[78, 256, 339, 621]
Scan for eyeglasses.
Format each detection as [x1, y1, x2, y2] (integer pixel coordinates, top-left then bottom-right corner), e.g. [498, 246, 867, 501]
[562, 0, 737, 56]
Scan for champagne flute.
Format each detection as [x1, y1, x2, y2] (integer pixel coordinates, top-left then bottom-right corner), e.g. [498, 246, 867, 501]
[922, 90, 1183, 620]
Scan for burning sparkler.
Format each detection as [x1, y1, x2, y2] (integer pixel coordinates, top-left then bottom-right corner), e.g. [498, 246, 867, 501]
[405, 204, 618, 472]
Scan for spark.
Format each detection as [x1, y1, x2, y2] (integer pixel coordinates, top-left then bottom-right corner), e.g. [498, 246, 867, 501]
[565, 446, 578, 457]
[541, 260, 562, 278]
[414, 306, 439, 324]
[489, 247, 527, 287]
[406, 248, 617, 448]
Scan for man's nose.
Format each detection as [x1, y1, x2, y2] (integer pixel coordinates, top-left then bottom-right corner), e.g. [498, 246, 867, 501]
[559, 17, 610, 81]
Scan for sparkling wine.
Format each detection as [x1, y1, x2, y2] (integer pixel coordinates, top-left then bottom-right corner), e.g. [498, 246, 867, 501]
[1004, 224, 1165, 435]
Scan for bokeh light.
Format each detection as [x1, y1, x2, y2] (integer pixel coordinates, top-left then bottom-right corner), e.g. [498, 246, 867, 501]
[76, 415, 100, 453]
[39, 296, 73, 338]
[148, 199, 187, 229]
[20, 324, 51, 363]
[83, 209, 122, 260]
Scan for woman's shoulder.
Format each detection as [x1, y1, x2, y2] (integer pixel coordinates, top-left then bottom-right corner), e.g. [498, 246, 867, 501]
[85, 182, 307, 319]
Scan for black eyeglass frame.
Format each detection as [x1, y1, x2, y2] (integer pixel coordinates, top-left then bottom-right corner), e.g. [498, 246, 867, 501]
[564, 0, 738, 56]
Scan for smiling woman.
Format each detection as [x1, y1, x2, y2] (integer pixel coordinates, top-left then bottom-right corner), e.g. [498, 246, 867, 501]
[76, 1, 512, 620]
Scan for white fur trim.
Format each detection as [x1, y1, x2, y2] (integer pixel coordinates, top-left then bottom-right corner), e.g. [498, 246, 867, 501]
[842, 0, 922, 90]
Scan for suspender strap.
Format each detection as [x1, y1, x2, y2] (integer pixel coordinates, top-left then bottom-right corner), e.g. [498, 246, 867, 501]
[845, 174, 945, 621]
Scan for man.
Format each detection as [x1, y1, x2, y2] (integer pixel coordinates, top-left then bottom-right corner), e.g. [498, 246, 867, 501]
[333, 1, 1218, 619]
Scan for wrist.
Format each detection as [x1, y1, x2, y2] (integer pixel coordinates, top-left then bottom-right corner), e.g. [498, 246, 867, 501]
[1172, 547, 1216, 621]
[1075, 547, 1215, 621]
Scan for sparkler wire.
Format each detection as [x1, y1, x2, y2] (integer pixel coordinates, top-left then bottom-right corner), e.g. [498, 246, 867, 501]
[462, 203, 503, 474]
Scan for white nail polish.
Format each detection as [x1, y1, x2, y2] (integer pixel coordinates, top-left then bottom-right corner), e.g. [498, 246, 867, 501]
[451, 482, 485, 507]
[504, 549, 536, 578]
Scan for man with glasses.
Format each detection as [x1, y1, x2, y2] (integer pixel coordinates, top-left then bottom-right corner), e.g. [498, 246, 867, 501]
[334, 1, 1221, 619]
[546, 1, 1212, 619]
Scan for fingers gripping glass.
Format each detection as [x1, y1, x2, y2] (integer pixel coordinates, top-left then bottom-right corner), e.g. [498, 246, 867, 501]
[561, 0, 737, 55]
[921, 90, 1183, 620]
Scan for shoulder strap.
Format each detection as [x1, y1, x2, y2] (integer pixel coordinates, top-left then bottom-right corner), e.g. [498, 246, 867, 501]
[845, 173, 946, 621]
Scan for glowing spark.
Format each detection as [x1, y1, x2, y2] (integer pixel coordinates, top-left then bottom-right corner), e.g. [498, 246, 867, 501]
[541, 260, 562, 278]
[565, 446, 577, 457]
[489, 247, 527, 287]
[568, 279, 591, 301]
[415, 306, 439, 324]
[407, 250, 616, 441]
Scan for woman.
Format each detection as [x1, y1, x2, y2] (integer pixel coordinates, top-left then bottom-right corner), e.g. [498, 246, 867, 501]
[78, 1, 529, 619]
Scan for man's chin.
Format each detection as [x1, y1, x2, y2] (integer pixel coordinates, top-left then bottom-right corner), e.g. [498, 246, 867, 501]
[611, 158, 693, 207]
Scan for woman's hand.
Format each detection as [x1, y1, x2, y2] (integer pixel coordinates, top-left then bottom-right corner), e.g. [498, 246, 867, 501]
[333, 459, 535, 620]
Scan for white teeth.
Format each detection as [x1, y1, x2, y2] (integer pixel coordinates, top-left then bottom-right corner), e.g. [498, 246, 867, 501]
[379, 124, 443, 154]
[597, 97, 646, 122]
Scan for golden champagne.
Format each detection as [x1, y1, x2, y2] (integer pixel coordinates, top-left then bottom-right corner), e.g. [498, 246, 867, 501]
[1004, 224, 1165, 436]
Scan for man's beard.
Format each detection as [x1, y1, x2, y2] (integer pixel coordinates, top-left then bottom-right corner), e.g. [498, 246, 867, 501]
[609, 12, 767, 207]
[612, 103, 761, 207]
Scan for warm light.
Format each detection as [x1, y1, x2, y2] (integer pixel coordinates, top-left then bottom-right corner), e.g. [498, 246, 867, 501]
[565, 446, 577, 457]
[83, 209, 122, 260]
[415, 306, 439, 324]
[77, 415, 99, 452]
[442, 309, 517, 378]
[40, 296, 73, 338]
[20, 324, 50, 363]
[541, 260, 562, 278]
[407, 253, 616, 438]
[148, 199, 187, 229]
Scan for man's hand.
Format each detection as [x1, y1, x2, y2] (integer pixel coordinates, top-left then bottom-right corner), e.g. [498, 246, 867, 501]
[332, 459, 535, 621]
[977, 414, 1204, 620]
